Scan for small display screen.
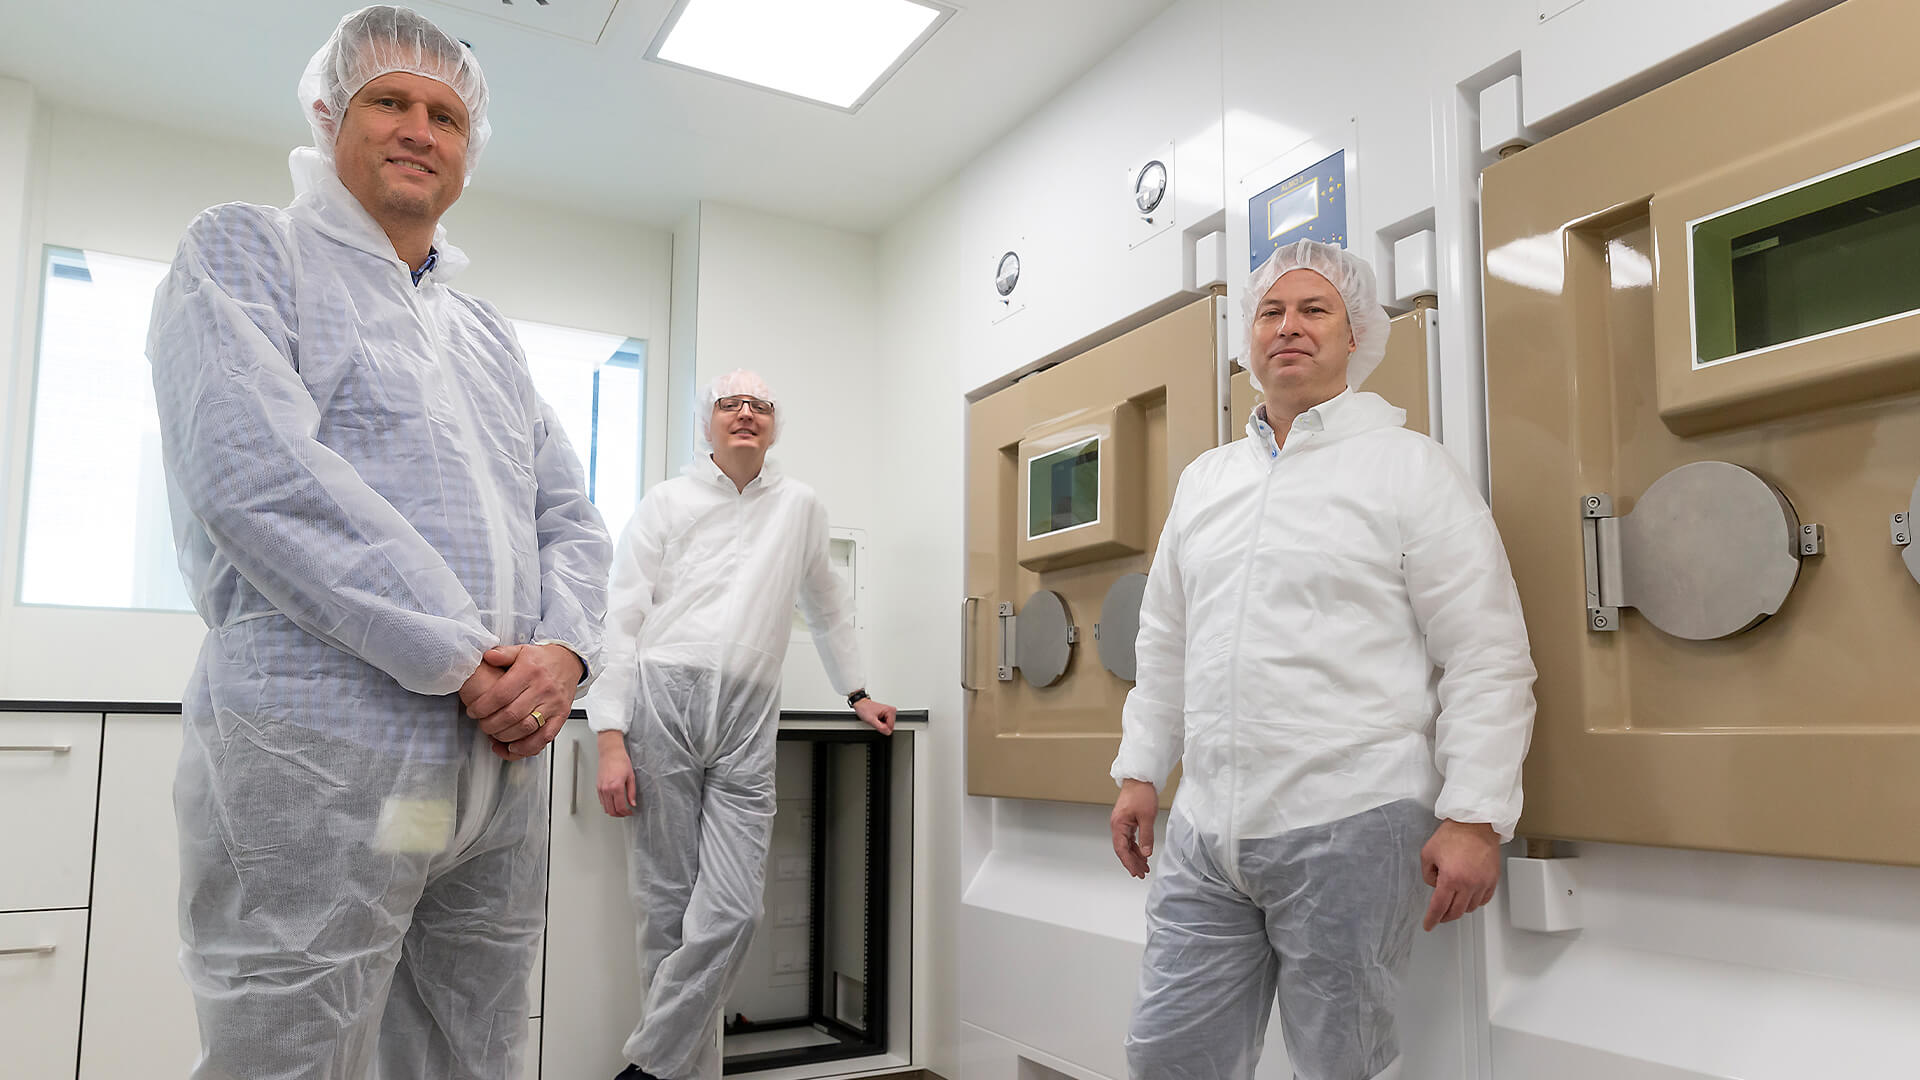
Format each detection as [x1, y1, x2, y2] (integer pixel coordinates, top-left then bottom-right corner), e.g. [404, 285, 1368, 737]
[1268, 178, 1320, 239]
[1027, 437, 1100, 540]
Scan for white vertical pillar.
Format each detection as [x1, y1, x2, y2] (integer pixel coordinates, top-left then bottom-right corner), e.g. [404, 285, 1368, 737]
[0, 78, 37, 399]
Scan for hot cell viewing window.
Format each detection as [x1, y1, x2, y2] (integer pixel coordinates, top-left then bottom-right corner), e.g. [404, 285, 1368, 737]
[1026, 437, 1100, 540]
[1693, 143, 1920, 364]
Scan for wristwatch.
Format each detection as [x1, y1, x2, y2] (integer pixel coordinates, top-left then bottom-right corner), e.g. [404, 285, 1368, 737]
[847, 689, 871, 708]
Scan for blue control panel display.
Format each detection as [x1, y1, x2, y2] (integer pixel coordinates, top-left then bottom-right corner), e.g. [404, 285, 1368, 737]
[1248, 150, 1346, 269]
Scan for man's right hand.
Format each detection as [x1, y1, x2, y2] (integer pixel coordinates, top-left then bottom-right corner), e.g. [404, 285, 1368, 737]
[596, 730, 639, 818]
[461, 658, 535, 758]
[1110, 778, 1159, 879]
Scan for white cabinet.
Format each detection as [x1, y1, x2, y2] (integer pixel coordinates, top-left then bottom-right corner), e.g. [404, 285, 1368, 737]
[80, 715, 200, 1079]
[0, 712, 101, 912]
[14, 708, 914, 1079]
[0, 908, 89, 1080]
[1, 711, 102, 1080]
[540, 719, 645, 1079]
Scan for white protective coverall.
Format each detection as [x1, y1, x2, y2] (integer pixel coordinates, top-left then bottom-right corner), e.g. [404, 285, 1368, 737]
[148, 52, 609, 1078]
[586, 415, 863, 1080]
[1112, 244, 1536, 1080]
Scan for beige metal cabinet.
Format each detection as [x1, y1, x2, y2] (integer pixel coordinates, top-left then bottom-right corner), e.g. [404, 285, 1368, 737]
[965, 296, 1221, 805]
[1482, 0, 1920, 865]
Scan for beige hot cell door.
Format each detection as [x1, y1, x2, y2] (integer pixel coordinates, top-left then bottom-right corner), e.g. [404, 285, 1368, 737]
[965, 297, 1219, 804]
[1483, 0, 1920, 865]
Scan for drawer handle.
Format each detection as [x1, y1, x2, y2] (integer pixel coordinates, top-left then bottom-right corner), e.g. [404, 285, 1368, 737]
[0, 944, 56, 957]
[0, 745, 72, 753]
[569, 739, 580, 816]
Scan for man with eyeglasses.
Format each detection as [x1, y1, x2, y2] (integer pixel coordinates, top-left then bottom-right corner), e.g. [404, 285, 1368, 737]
[586, 369, 896, 1080]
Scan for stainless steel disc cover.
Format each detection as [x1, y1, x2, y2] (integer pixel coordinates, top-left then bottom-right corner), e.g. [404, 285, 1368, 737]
[1015, 589, 1074, 687]
[1097, 573, 1149, 681]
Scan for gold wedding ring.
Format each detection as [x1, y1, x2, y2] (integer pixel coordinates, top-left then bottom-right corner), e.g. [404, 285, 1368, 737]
[530, 710, 543, 722]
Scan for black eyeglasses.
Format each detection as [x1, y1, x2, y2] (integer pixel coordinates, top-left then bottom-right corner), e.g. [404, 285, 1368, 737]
[715, 396, 775, 416]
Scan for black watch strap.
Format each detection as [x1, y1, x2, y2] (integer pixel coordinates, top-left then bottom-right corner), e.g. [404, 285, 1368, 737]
[847, 689, 871, 708]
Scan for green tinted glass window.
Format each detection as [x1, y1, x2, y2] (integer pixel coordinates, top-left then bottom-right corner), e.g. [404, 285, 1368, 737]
[1027, 437, 1100, 539]
[1693, 144, 1920, 364]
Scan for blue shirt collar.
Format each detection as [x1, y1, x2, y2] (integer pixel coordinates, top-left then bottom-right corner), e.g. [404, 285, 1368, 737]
[409, 247, 438, 286]
[1250, 388, 1354, 459]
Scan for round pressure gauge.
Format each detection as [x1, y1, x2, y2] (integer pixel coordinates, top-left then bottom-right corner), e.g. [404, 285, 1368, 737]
[995, 251, 1021, 298]
[1134, 160, 1168, 215]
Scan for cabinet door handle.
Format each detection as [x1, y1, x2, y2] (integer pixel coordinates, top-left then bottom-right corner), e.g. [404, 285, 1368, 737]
[570, 738, 580, 816]
[0, 745, 71, 753]
[0, 944, 56, 957]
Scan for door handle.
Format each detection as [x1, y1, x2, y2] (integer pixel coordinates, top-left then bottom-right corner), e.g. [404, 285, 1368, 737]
[961, 596, 983, 691]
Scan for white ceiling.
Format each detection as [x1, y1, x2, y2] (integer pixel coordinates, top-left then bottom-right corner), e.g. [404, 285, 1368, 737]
[0, 0, 1172, 231]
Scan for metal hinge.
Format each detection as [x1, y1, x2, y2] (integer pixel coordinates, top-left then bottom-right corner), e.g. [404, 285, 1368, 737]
[1891, 489, 1920, 586]
[1580, 494, 1623, 632]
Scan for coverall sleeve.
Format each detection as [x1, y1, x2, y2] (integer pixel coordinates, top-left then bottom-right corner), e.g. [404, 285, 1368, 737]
[796, 497, 865, 698]
[147, 205, 492, 697]
[1401, 449, 1538, 841]
[584, 496, 668, 734]
[1110, 471, 1191, 791]
[524, 390, 612, 690]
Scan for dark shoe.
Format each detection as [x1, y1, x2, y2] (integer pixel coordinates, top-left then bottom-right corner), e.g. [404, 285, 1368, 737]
[614, 1066, 669, 1080]
[724, 1011, 758, 1034]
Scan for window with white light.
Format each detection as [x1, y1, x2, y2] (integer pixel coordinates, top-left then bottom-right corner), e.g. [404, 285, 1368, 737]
[19, 247, 187, 611]
[511, 319, 648, 537]
[16, 246, 648, 612]
[647, 0, 952, 111]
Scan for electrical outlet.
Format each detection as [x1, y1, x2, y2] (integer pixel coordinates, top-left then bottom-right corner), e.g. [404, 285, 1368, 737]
[776, 855, 807, 881]
[775, 903, 806, 928]
[773, 949, 807, 975]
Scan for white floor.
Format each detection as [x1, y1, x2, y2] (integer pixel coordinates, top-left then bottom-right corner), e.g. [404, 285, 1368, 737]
[724, 1025, 843, 1056]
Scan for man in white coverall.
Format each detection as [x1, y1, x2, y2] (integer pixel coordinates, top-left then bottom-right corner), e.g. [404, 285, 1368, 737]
[147, 8, 610, 1079]
[589, 370, 898, 1080]
[1107, 239, 1536, 1080]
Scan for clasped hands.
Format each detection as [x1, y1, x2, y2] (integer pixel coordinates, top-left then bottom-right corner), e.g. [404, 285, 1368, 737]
[460, 643, 584, 760]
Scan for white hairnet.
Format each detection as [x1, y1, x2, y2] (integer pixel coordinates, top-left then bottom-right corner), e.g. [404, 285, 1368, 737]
[697, 370, 782, 450]
[298, 5, 492, 178]
[1243, 239, 1392, 389]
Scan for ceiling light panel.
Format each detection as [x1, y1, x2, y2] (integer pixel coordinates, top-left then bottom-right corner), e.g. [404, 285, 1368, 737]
[424, 0, 623, 44]
[647, 0, 952, 111]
